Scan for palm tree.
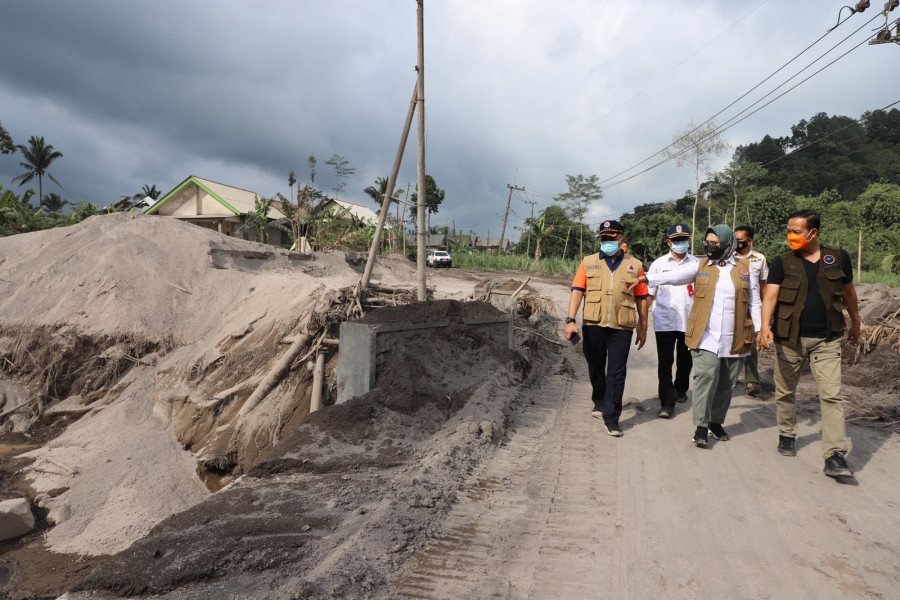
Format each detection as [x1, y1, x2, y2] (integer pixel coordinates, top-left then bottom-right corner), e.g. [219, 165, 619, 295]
[41, 192, 69, 215]
[140, 184, 161, 199]
[288, 170, 297, 203]
[364, 176, 402, 206]
[12, 136, 63, 204]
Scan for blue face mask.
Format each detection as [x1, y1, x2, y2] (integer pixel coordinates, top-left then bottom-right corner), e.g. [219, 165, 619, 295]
[670, 240, 690, 254]
[600, 241, 620, 256]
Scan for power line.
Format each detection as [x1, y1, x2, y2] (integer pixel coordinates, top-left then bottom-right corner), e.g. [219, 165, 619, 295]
[597, 8, 869, 187]
[599, 15, 887, 192]
[557, 0, 774, 153]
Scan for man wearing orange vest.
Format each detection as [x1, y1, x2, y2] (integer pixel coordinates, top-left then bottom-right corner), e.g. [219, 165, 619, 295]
[757, 210, 861, 479]
[564, 220, 650, 437]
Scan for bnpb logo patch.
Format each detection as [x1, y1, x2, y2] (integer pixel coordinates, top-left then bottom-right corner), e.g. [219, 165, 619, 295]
[823, 255, 835, 265]
[740, 268, 749, 276]
[603, 221, 611, 228]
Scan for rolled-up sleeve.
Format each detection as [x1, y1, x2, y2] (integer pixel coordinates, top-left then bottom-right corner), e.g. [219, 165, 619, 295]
[749, 270, 761, 330]
[646, 261, 700, 287]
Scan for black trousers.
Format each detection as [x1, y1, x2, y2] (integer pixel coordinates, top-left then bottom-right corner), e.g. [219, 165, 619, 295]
[655, 330, 693, 409]
[582, 326, 633, 427]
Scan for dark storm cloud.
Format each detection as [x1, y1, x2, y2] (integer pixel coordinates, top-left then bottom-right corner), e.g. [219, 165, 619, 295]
[1, 1, 898, 237]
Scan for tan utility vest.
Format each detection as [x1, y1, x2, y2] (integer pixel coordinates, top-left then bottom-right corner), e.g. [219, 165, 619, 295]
[774, 245, 846, 350]
[582, 253, 643, 330]
[685, 257, 755, 354]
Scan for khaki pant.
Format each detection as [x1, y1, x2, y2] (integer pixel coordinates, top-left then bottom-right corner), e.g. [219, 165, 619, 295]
[774, 337, 847, 460]
[690, 350, 743, 429]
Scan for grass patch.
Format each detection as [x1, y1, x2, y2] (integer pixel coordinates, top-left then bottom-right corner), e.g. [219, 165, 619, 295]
[452, 252, 579, 275]
[858, 270, 900, 288]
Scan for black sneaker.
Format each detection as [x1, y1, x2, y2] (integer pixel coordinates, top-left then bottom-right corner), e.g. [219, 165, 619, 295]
[658, 407, 673, 419]
[605, 424, 623, 437]
[675, 391, 688, 403]
[824, 452, 853, 478]
[692, 426, 708, 448]
[708, 423, 730, 441]
[777, 435, 796, 456]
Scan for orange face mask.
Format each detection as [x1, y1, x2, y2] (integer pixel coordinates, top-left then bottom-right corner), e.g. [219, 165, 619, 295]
[787, 231, 813, 250]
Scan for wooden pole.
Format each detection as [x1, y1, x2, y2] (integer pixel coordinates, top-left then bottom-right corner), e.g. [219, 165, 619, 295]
[499, 184, 524, 258]
[416, 0, 427, 301]
[361, 80, 419, 289]
[857, 229, 863, 283]
[309, 351, 326, 413]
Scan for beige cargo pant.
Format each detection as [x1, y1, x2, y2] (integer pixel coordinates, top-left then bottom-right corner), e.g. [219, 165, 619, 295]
[774, 337, 847, 460]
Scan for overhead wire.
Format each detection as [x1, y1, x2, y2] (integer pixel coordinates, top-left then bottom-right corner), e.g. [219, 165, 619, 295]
[598, 14, 889, 192]
[558, 0, 773, 152]
[596, 8, 871, 188]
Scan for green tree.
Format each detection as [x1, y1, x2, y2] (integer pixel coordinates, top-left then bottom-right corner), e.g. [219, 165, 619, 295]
[364, 176, 402, 206]
[743, 186, 797, 256]
[239, 196, 286, 244]
[409, 175, 445, 219]
[553, 174, 603, 256]
[0, 120, 14, 155]
[519, 210, 555, 269]
[41, 192, 69, 215]
[324, 153, 355, 197]
[663, 120, 731, 253]
[719, 161, 766, 227]
[12, 135, 64, 204]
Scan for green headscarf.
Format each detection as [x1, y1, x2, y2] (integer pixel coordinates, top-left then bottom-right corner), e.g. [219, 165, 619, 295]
[706, 224, 735, 260]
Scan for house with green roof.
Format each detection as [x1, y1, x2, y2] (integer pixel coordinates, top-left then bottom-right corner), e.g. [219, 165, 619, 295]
[144, 175, 286, 245]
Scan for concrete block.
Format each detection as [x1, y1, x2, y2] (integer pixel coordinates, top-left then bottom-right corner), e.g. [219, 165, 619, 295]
[336, 313, 513, 404]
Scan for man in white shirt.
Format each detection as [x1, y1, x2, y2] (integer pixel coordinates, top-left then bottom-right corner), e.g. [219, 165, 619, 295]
[734, 225, 768, 396]
[646, 223, 699, 419]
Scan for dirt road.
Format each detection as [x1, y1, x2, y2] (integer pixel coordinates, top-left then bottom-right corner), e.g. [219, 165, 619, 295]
[392, 271, 900, 600]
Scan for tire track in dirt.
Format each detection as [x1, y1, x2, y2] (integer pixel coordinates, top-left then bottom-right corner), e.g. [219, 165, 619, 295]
[392, 352, 619, 599]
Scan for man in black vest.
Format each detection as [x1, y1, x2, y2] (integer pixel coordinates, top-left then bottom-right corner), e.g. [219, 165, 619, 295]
[757, 210, 861, 479]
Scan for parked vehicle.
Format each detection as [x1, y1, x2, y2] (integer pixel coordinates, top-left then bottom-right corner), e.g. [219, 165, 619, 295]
[426, 250, 453, 268]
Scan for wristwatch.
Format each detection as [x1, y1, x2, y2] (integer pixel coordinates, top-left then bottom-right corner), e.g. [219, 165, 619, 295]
[565, 317, 576, 324]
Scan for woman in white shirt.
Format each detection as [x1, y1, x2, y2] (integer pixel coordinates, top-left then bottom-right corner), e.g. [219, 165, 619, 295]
[628, 225, 761, 447]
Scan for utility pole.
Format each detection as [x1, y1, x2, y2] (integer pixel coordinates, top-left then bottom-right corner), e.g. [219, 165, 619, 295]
[416, 0, 427, 301]
[499, 184, 524, 257]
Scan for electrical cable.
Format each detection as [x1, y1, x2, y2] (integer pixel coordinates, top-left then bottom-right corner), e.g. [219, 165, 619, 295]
[596, 8, 868, 187]
[558, 0, 773, 151]
[598, 17, 887, 192]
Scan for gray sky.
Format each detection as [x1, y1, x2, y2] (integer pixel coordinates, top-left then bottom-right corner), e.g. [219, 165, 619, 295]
[1, 1, 898, 238]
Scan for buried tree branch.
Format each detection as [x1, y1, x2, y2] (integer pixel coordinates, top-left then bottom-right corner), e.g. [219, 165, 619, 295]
[238, 331, 314, 418]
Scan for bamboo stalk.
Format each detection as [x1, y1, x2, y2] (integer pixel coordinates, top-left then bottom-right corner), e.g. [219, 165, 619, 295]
[238, 331, 313, 417]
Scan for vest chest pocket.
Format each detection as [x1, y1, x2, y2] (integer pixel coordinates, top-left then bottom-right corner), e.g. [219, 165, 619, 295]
[777, 275, 801, 304]
[824, 268, 846, 311]
[584, 289, 603, 322]
[616, 298, 637, 329]
[694, 277, 711, 298]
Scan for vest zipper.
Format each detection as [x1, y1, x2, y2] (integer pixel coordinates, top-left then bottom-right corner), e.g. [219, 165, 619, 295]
[606, 268, 615, 326]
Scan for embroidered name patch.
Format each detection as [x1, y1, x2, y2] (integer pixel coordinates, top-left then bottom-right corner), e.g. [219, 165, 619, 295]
[823, 255, 836, 265]
[697, 272, 711, 277]
[740, 268, 749, 276]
